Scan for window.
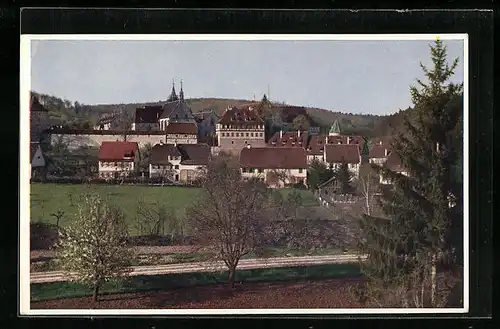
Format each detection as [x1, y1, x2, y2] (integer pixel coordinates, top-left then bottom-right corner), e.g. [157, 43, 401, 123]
[175, 165, 179, 169]
[258, 169, 263, 173]
[114, 162, 118, 167]
[231, 141, 234, 144]
[250, 132, 254, 137]
[299, 169, 303, 173]
[246, 132, 249, 137]
[184, 134, 188, 137]
[222, 133, 225, 137]
[244, 141, 248, 144]
[231, 132, 234, 137]
[242, 168, 247, 173]
[259, 133, 263, 137]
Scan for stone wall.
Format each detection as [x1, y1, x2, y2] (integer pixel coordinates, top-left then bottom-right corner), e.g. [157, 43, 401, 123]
[50, 132, 166, 150]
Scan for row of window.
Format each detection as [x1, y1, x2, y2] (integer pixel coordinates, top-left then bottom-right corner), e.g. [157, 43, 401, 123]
[219, 125, 264, 129]
[242, 168, 304, 174]
[151, 164, 180, 170]
[221, 132, 263, 138]
[100, 162, 132, 168]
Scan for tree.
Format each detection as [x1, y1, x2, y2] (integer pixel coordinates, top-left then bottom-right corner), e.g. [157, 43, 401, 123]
[291, 114, 310, 131]
[50, 210, 65, 229]
[356, 163, 379, 216]
[356, 39, 463, 307]
[307, 159, 335, 190]
[334, 161, 354, 194]
[267, 169, 291, 187]
[139, 143, 153, 174]
[186, 155, 271, 288]
[57, 194, 133, 302]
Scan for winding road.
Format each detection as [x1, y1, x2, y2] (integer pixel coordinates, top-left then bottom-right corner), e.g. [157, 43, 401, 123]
[30, 254, 367, 284]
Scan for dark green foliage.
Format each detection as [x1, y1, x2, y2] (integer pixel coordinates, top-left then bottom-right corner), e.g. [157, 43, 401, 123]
[307, 159, 335, 190]
[334, 161, 354, 194]
[357, 40, 463, 307]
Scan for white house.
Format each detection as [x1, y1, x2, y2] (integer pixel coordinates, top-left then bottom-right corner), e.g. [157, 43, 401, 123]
[239, 146, 308, 188]
[30, 142, 46, 180]
[149, 142, 210, 183]
[369, 145, 391, 165]
[98, 141, 140, 179]
[324, 144, 362, 178]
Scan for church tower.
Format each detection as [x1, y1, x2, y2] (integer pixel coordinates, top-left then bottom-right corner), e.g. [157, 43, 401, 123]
[179, 79, 185, 101]
[167, 79, 179, 102]
[328, 119, 341, 136]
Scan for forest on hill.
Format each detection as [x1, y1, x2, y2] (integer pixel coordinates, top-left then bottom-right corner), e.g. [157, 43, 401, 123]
[32, 91, 405, 138]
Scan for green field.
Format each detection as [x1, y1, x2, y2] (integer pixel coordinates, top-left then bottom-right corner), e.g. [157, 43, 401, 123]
[30, 184, 323, 236]
[31, 263, 362, 302]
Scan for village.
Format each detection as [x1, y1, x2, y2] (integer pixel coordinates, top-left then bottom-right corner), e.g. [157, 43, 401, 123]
[29, 81, 403, 193]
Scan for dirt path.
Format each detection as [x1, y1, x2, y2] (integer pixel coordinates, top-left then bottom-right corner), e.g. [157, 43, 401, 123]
[31, 277, 367, 309]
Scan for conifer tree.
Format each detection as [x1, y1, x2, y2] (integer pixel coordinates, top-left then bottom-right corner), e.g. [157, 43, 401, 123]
[334, 160, 354, 194]
[356, 40, 463, 307]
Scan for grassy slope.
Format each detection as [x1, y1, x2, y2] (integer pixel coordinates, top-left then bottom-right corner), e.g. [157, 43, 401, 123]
[30, 184, 324, 236]
[31, 263, 362, 302]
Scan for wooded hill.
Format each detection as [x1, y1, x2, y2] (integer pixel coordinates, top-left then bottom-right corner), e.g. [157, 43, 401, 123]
[32, 91, 406, 137]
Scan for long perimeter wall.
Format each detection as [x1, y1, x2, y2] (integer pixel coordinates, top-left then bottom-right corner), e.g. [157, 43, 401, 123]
[50, 130, 167, 150]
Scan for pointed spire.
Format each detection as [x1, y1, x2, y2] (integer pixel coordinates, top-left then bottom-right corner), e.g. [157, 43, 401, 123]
[329, 119, 341, 136]
[167, 78, 178, 102]
[179, 79, 184, 101]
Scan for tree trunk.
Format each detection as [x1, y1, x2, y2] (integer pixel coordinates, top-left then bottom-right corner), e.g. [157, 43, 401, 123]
[431, 254, 437, 307]
[228, 265, 236, 289]
[93, 284, 100, 302]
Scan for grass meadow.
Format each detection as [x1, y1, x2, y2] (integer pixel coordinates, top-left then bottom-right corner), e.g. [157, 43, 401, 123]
[30, 184, 326, 236]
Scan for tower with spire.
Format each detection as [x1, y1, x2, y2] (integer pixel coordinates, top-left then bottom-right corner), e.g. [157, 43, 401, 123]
[179, 79, 184, 101]
[328, 119, 341, 136]
[167, 79, 179, 102]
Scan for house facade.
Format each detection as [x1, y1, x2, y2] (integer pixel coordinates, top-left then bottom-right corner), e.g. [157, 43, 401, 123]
[369, 144, 391, 165]
[165, 122, 198, 144]
[195, 110, 219, 140]
[149, 142, 210, 183]
[324, 144, 362, 177]
[216, 105, 266, 155]
[239, 146, 308, 188]
[98, 141, 140, 179]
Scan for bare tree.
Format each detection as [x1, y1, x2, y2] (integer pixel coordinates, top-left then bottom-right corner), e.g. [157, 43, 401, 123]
[357, 163, 379, 216]
[267, 169, 291, 188]
[50, 210, 65, 229]
[186, 156, 271, 288]
[135, 198, 167, 237]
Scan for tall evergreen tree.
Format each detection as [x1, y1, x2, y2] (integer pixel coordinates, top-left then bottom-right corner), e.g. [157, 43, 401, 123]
[356, 40, 463, 307]
[334, 161, 354, 194]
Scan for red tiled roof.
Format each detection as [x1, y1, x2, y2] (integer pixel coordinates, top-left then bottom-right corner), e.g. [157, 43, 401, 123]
[134, 106, 163, 124]
[369, 145, 391, 159]
[98, 141, 138, 161]
[150, 143, 182, 165]
[385, 151, 405, 172]
[239, 147, 308, 169]
[324, 144, 360, 164]
[165, 122, 198, 135]
[268, 131, 308, 148]
[306, 135, 326, 155]
[218, 106, 265, 125]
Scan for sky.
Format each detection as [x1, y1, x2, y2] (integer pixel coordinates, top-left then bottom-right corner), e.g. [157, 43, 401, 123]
[30, 38, 464, 116]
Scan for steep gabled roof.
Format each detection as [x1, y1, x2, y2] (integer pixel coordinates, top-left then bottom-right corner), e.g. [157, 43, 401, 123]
[329, 120, 341, 134]
[267, 131, 308, 148]
[239, 147, 308, 169]
[218, 105, 265, 125]
[165, 122, 198, 135]
[369, 145, 391, 159]
[150, 143, 182, 165]
[134, 106, 163, 124]
[177, 143, 211, 165]
[324, 144, 360, 164]
[160, 100, 194, 121]
[98, 141, 138, 161]
[30, 95, 48, 112]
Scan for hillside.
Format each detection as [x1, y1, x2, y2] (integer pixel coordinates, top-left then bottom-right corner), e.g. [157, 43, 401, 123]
[33, 91, 396, 137]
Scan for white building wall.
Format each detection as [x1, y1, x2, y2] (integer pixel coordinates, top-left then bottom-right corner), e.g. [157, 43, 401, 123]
[51, 133, 166, 150]
[166, 134, 198, 144]
[98, 161, 136, 178]
[132, 122, 160, 131]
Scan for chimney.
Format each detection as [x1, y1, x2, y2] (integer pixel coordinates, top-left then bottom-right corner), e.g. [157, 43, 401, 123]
[280, 130, 283, 139]
[297, 130, 300, 138]
[347, 136, 351, 144]
[385, 148, 389, 157]
[379, 141, 382, 145]
[325, 136, 328, 144]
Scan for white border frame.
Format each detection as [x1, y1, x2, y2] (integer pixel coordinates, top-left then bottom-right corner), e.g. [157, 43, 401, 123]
[20, 33, 469, 316]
